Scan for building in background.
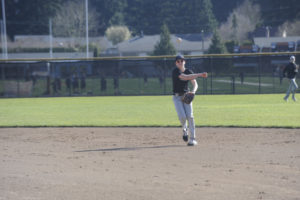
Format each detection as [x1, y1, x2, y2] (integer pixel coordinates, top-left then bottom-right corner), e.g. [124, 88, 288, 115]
[1, 35, 112, 59]
[115, 33, 212, 57]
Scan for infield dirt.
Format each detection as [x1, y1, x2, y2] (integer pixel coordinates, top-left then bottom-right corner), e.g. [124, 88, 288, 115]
[1, 127, 300, 200]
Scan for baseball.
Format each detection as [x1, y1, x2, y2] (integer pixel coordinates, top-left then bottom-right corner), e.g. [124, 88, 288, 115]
[177, 37, 182, 43]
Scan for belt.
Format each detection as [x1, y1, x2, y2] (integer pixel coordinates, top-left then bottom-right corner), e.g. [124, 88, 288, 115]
[174, 93, 185, 96]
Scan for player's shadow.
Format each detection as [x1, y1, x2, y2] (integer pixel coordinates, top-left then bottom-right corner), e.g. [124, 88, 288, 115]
[75, 145, 184, 152]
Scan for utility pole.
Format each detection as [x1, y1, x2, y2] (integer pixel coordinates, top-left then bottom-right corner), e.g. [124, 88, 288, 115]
[85, 0, 89, 58]
[1, 0, 8, 59]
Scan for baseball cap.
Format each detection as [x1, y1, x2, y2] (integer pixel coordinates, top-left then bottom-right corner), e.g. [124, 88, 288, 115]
[290, 55, 295, 61]
[175, 55, 185, 61]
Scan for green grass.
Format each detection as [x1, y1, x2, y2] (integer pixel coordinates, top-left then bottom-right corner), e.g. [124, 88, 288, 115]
[0, 94, 299, 128]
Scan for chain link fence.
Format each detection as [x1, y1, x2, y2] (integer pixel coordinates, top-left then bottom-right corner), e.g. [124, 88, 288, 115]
[0, 53, 299, 97]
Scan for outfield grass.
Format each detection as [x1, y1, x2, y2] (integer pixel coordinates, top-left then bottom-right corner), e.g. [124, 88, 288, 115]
[0, 94, 299, 128]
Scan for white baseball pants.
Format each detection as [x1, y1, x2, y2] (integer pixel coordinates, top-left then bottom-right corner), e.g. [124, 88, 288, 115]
[172, 95, 195, 139]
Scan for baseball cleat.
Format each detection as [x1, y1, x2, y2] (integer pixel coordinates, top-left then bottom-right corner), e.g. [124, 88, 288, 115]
[187, 139, 197, 146]
[182, 134, 188, 142]
[283, 97, 288, 102]
[292, 97, 297, 102]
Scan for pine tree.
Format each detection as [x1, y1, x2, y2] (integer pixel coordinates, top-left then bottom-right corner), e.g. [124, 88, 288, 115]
[207, 30, 227, 54]
[173, 0, 217, 33]
[201, 0, 218, 32]
[153, 24, 176, 56]
[206, 30, 231, 75]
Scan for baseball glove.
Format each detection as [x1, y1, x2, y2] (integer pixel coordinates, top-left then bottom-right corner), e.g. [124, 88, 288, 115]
[182, 92, 195, 104]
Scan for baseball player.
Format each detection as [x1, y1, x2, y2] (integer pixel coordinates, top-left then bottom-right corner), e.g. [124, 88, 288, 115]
[172, 55, 207, 146]
[283, 56, 298, 102]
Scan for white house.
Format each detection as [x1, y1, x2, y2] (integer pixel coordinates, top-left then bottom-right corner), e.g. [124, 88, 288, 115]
[113, 34, 212, 57]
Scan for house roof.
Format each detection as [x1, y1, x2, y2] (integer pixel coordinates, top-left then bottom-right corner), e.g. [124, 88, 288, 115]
[5, 52, 93, 59]
[11, 35, 113, 49]
[117, 34, 211, 54]
[175, 33, 211, 41]
[118, 35, 160, 53]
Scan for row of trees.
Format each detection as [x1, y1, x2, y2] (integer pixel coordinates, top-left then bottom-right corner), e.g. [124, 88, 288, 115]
[3, 0, 299, 39]
[3, 0, 216, 39]
[154, 0, 300, 55]
[2, 0, 299, 56]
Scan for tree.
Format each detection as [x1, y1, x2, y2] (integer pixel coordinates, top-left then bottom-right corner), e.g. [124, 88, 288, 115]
[4, 0, 300, 40]
[224, 40, 238, 53]
[211, 0, 244, 23]
[125, 0, 217, 35]
[4, 0, 63, 38]
[90, 0, 127, 34]
[153, 24, 176, 56]
[253, 0, 300, 27]
[218, 0, 261, 43]
[276, 20, 300, 36]
[207, 30, 226, 54]
[207, 31, 231, 75]
[52, 0, 99, 37]
[200, 0, 218, 32]
[125, 0, 164, 35]
[105, 26, 131, 45]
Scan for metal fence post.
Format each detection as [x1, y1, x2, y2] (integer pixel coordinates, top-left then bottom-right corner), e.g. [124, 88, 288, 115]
[163, 57, 166, 95]
[202, 77, 206, 94]
[17, 66, 20, 97]
[210, 56, 213, 95]
[1, 65, 4, 81]
[258, 55, 261, 94]
[46, 62, 51, 95]
[231, 75, 235, 94]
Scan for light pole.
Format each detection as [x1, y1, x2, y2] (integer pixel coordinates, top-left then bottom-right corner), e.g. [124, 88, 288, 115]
[201, 30, 204, 53]
[265, 26, 270, 38]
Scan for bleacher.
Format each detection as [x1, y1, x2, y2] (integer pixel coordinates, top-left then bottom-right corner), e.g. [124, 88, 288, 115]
[233, 45, 260, 53]
[234, 41, 297, 54]
[272, 42, 292, 52]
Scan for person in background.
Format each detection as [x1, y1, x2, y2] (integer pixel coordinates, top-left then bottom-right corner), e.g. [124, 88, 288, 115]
[283, 56, 298, 102]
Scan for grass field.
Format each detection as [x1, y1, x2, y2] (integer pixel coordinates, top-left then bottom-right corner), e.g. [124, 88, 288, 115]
[0, 94, 299, 128]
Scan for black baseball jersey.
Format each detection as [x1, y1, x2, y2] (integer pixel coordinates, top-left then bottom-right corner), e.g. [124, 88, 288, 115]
[172, 67, 193, 94]
[283, 62, 298, 79]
